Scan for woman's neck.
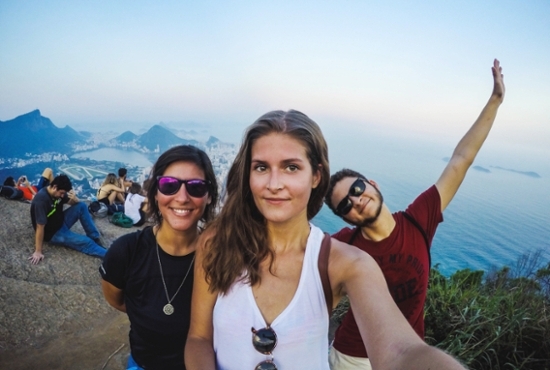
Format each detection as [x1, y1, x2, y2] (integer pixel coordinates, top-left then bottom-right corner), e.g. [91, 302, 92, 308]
[266, 218, 311, 254]
[154, 223, 198, 256]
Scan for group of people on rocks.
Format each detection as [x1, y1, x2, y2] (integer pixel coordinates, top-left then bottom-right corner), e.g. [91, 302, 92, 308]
[2, 164, 149, 265]
[95, 167, 149, 225]
[14, 60, 505, 369]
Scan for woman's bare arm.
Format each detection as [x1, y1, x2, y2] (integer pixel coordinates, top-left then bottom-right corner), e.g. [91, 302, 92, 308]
[101, 280, 126, 313]
[329, 239, 466, 370]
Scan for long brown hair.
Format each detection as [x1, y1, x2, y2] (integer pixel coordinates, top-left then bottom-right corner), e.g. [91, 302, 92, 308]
[204, 110, 329, 294]
[101, 173, 117, 186]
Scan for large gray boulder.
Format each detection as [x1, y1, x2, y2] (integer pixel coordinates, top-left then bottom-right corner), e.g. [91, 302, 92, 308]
[0, 197, 142, 369]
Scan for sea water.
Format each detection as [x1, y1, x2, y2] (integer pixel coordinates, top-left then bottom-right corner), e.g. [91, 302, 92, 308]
[312, 124, 550, 276]
[72, 148, 153, 167]
[70, 126, 550, 276]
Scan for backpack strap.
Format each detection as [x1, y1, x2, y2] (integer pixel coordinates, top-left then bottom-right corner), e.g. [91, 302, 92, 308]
[347, 227, 361, 245]
[318, 232, 333, 316]
[402, 211, 432, 269]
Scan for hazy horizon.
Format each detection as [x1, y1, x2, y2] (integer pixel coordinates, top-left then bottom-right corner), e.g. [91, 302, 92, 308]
[1, 1, 549, 152]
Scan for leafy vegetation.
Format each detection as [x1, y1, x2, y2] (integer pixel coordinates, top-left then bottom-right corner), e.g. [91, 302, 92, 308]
[332, 251, 550, 369]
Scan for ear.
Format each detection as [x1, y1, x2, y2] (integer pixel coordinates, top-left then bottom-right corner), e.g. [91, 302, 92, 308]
[311, 164, 322, 189]
[206, 195, 212, 205]
[367, 179, 380, 190]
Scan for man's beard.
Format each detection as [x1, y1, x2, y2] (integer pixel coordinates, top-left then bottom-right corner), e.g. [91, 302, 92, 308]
[350, 187, 384, 227]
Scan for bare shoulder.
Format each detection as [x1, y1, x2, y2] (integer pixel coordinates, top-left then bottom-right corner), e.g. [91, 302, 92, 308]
[327, 238, 385, 299]
[329, 238, 377, 268]
[196, 225, 217, 257]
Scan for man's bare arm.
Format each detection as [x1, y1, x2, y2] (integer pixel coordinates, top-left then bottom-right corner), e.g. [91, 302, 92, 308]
[67, 189, 79, 205]
[29, 224, 45, 264]
[436, 59, 505, 211]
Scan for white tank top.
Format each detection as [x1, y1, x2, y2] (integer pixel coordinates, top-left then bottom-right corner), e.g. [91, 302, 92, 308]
[213, 224, 329, 370]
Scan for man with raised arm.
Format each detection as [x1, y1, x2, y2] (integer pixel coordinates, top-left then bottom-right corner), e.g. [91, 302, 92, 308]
[30, 174, 106, 264]
[325, 59, 505, 369]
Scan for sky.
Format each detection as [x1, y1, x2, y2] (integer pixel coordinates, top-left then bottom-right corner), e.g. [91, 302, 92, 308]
[1, 0, 549, 152]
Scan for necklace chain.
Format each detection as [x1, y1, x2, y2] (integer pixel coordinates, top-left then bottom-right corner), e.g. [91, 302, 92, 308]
[156, 239, 195, 315]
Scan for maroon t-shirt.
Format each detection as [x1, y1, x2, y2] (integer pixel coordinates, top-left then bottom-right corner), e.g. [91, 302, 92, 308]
[332, 185, 443, 358]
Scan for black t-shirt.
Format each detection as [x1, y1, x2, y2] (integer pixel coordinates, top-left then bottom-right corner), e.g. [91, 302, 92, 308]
[30, 188, 67, 241]
[99, 226, 195, 370]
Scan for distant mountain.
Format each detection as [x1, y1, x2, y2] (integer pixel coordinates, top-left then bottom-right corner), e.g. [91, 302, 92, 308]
[114, 130, 138, 143]
[137, 124, 201, 152]
[0, 111, 231, 163]
[206, 136, 221, 147]
[0, 110, 85, 158]
[492, 166, 541, 178]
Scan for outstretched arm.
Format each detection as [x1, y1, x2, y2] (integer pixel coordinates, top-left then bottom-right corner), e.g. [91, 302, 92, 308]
[436, 59, 505, 211]
[329, 240, 466, 369]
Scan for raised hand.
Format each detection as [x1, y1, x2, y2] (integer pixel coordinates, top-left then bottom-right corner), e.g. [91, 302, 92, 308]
[492, 59, 505, 102]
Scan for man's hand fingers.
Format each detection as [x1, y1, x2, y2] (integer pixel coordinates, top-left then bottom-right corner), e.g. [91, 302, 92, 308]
[28, 254, 44, 265]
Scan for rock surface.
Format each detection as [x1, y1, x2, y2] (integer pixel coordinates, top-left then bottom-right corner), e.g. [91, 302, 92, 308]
[0, 197, 139, 369]
[0, 197, 341, 369]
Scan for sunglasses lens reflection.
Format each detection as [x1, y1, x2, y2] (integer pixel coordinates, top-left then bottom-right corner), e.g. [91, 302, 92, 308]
[252, 328, 277, 354]
[255, 360, 277, 370]
[185, 180, 209, 197]
[158, 177, 180, 195]
[336, 179, 366, 215]
[350, 179, 366, 196]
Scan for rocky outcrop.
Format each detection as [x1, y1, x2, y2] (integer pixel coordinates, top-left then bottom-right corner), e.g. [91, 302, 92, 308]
[0, 197, 140, 369]
[0, 197, 341, 369]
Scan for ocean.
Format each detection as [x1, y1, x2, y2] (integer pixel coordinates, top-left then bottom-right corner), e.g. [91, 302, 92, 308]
[312, 124, 550, 276]
[45, 123, 550, 277]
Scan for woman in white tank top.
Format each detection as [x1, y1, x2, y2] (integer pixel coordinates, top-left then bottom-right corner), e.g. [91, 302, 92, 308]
[185, 110, 467, 370]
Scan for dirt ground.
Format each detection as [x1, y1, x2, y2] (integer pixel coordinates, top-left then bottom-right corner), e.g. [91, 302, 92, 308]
[0, 312, 131, 370]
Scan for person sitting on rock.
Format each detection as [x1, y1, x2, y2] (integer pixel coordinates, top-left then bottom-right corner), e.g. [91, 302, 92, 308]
[1, 177, 24, 200]
[30, 174, 106, 265]
[97, 173, 126, 213]
[16, 175, 38, 201]
[117, 167, 133, 202]
[124, 182, 148, 227]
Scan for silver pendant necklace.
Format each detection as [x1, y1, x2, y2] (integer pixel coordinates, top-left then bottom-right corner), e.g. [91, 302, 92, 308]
[156, 240, 195, 316]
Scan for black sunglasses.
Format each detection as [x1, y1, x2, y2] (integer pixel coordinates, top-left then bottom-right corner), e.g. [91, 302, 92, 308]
[251, 326, 278, 370]
[335, 178, 367, 216]
[156, 176, 210, 198]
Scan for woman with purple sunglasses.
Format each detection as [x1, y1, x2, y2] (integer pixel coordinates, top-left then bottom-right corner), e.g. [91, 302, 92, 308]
[99, 145, 218, 370]
[185, 111, 466, 369]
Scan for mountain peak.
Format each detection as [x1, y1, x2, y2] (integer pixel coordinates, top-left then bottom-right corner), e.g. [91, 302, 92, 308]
[25, 109, 41, 117]
[0, 110, 83, 157]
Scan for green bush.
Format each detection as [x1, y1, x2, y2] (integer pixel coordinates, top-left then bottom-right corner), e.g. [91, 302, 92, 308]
[331, 252, 550, 369]
[425, 254, 549, 369]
